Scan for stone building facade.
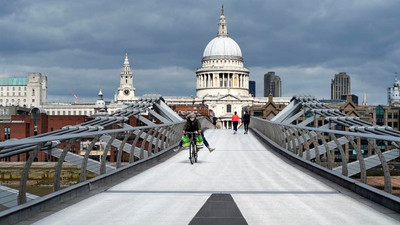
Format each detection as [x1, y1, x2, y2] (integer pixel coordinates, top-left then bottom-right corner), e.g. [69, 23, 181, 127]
[0, 72, 47, 108]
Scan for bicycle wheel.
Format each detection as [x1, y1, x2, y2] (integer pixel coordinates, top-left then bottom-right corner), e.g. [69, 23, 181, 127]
[194, 145, 198, 163]
[189, 143, 195, 164]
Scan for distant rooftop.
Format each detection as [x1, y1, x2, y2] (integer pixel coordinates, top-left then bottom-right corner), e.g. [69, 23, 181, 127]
[0, 77, 28, 86]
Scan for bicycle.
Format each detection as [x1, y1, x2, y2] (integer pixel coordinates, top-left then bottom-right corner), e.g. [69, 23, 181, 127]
[185, 131, 199, 164]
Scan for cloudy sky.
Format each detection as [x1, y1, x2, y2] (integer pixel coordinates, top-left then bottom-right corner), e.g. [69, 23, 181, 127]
[0, 0, 399, 105]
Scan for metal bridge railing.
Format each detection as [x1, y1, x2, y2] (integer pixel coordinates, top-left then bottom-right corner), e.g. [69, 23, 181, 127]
[250, 116, 400, 195]
[0, 121, 185, 209]
[0, 95, 201, 214]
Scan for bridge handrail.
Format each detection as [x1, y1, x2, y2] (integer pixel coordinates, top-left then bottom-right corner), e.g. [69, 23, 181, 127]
[0, 122, 179, 149]
[250, 116, 400, 195]
[252, 117, 400, 142]
[250, 115, 400, 213]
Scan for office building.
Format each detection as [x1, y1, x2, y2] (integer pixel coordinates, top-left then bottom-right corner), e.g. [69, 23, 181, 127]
[264, 72, 281, 97]
[331, 72, 350, 100]
[249, 80, 256, 97]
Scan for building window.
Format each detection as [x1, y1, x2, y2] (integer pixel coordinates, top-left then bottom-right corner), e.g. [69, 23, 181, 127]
[32, 89, 35, 96]
[388, 112, 392, 119]
[227, 104, 232, 113]
[4, 127, 10, 140]
[32, 99, 35, 102]
[376, 105, 384, 126]
[395, 113, 398, 119]
[388, 122, 392, 127]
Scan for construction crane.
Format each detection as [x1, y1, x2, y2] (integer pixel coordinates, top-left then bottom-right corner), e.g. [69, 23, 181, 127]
[68, 89, 80, 103]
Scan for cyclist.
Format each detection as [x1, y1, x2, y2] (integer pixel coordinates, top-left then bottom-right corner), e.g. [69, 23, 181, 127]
[174, 113, 215, 152]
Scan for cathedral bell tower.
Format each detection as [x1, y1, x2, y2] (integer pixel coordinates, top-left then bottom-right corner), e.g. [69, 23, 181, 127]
[115, 53, 136, 102]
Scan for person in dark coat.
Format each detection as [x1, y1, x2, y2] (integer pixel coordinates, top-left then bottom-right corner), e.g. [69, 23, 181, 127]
[212, 116, 218, 129]
[243, 111, 250, 134]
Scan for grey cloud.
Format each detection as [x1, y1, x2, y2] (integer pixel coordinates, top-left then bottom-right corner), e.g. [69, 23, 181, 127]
[0, 0, 399, 105]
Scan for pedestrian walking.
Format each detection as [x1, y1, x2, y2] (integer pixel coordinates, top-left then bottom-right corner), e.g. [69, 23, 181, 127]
[243, 111, 250, 134]
[212, 116, 218, 129]
[232, 111, 240, 134]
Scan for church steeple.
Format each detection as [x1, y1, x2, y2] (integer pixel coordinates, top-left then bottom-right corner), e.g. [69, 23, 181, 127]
[217, 5, 228, 37]
[124, 53, 130, 65]
[362, 92, 368, 106]
[115, 53, 135, 102]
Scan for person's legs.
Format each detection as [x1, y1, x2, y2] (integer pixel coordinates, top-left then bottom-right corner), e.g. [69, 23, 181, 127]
[201, 134, 214, 152]
[174, 140, 183, 152]
[233, 121, 238, 133]
[244, 122, 249, 133]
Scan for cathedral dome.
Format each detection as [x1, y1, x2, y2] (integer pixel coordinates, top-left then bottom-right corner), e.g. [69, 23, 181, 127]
[201, 6, 243, 61]
[203, 37, 242, 59]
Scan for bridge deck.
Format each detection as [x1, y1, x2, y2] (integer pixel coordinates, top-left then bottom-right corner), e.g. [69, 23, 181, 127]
[24, 129, 400, 225]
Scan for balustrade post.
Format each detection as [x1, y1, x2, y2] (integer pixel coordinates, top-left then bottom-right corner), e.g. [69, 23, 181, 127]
[346, 136, 367, 183]
[100, 133, 117, 174]
[80, 136, 99, 182]
[317, 132, 333, 169]
[54, 139, 76, 191]
[294, 129, 303, 157]
[329, 133, 348, 176]
[116, 131, 132, 168]
[130, 130, 144, 163]
[160, 127, 168, 150]
[300, 131, 310, 160]
[140, 128, 153, 159]
[368, 139, 392, 193]
[154, 127, 164, 153]
[18, 143, 44, 205]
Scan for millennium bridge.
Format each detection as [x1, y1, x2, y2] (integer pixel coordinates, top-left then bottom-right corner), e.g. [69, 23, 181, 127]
[1, 95, 400, 224]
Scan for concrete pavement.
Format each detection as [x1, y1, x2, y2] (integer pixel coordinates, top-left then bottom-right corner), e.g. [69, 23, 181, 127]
[23, 129, 400, 225]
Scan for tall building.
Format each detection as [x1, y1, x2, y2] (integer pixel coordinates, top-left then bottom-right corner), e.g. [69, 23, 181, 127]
[249, 80, 256, 97]
[388, 75, 400, 106]
[0, 72, 47, 108]
[264, 72, 281, 97]
[114, 53, 136, 103]
[331, 72, 350, 100]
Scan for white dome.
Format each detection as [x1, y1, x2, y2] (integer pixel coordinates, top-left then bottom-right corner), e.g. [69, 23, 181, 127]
[203, 37, 242, 58]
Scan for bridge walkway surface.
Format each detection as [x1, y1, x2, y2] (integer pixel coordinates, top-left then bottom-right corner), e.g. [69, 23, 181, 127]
[18, 129, 400, 225]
